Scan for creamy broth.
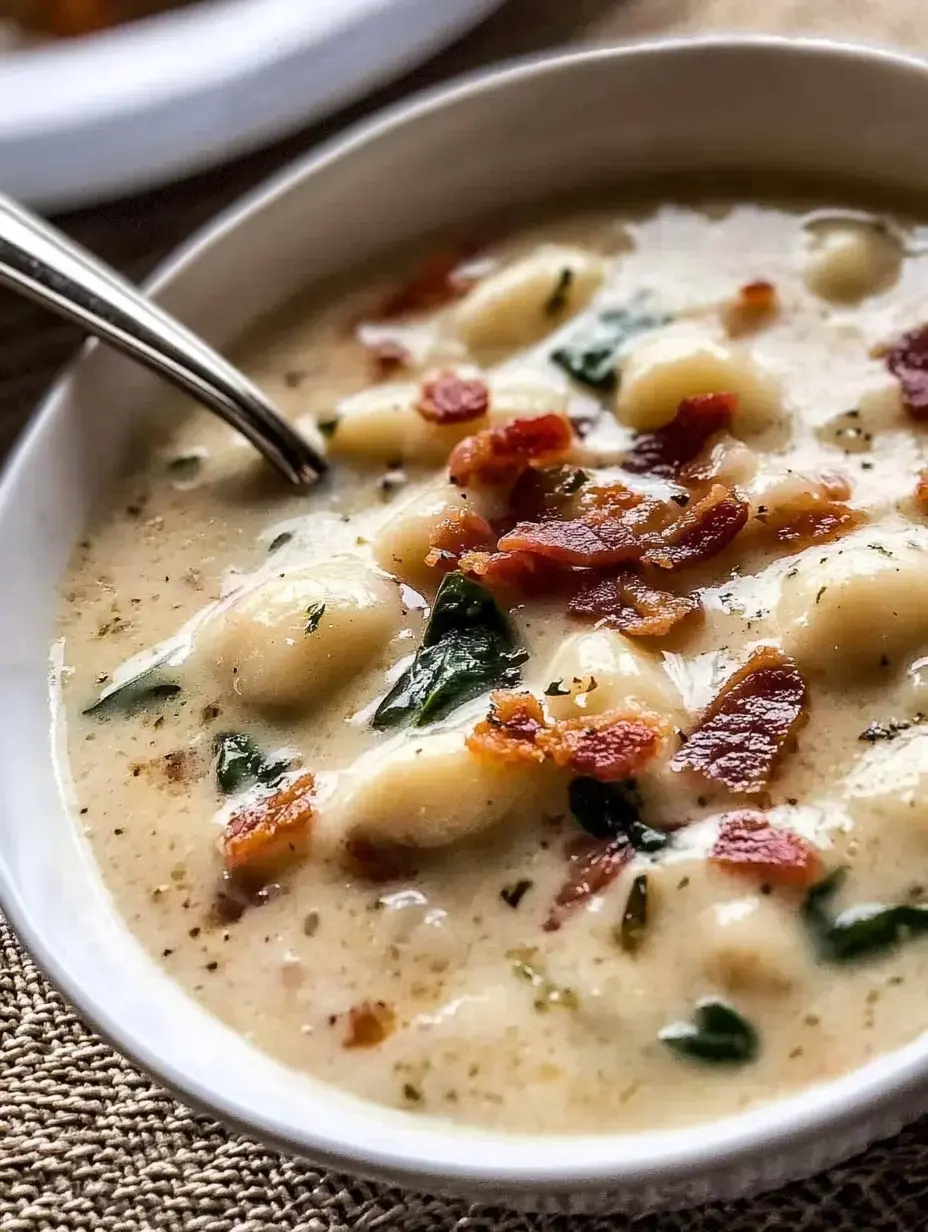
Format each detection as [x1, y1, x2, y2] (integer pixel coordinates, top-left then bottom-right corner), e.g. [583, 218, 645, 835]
[54, 197, 928, 1133]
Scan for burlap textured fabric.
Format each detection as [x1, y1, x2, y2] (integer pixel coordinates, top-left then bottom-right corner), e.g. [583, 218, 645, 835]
[5, 2, 928, 1227]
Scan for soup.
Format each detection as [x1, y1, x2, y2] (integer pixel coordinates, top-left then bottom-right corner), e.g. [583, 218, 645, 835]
[54, 197, 928, 1133]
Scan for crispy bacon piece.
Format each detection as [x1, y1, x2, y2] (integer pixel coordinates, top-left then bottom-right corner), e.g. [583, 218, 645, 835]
[642, 483, 749, 570]
[754, 488, 865, 549]
[916, 469, 928, 514]
[568, 570, 701, 637]
[723, 280, 778, 335]
[448, 414, 573, 487]
[344, 1001, 397, 1049]
[680, 432, 759, 488]
[623, 393, 738, 480]
[457, 548, 549, 591]
[222, 772, 315, 875]
[466, 690, 547, 764]
[506, 463, 587, 525]
[425, 509, 495, 571]
[369, 338, 412, 379]
[416, 372, 490, 425]
[671, 647, 808, 794]
[468, 695, 666, 782]
[544, 835, 632, 932]
[885, 324, 928, 419]
[710, 810, 822, 886]
[376, 249, 476, 319]
[497, 515, 645, 568]
[536, 710, 667, 782]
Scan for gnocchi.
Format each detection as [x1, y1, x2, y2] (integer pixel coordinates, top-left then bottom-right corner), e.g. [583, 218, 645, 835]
[454, 244, 604, 353]
[778, 530, 928, 674]
[542, 629, 686, 723]
[204, 559, 402, 707]
[803, 219, 903, 302]
[614, 324, 781, 433]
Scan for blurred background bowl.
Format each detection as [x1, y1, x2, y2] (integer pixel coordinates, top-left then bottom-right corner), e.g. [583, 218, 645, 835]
[0, 0, 503, 209]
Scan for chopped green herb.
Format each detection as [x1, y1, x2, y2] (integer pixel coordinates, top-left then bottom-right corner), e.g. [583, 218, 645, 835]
[544, 268, 574, 316]
[166, 453, 204, 481]
[267, 531, 293, 554]
[317, 418, 339, 438]
[660, 999, 758, 1065]
[508, 949, 578, 1012]
[372, 571, 527, 730]
[618, 874, 649, 953]
[83, 661, 181, 717]
[500, 879, 534, 909]
[568, 777, 669, 853]
[213, 732, 291, 795]
[305, 603, 326, 634]
[551, 305, 667, 392]
[544, 679, 570, 697]
[802, 869, 928, 963]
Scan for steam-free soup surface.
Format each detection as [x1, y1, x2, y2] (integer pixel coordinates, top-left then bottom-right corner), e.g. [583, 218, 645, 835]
[55, 196, 928, 1132]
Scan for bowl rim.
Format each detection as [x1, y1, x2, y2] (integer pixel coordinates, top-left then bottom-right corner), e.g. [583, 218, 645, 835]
[5, 33, 928, 1195]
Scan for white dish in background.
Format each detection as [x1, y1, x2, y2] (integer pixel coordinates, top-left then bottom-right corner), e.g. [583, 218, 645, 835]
[0, 0, 502, 210]
[6, 36, 928, 1214]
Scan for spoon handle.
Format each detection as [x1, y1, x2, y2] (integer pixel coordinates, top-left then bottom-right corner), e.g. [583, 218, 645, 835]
[0, 193, 326, 487]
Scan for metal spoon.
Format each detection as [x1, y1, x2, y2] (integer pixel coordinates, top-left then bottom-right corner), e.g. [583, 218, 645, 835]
[0, 193, 326, 488]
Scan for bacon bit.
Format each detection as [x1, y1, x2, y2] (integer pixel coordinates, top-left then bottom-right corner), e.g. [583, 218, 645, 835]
[671, 647, 808, 794]
[467, 694, 666, 782]
[755, 489, 865, 549]
[369, 338, 412, 379]
[915, 469, 928, 514]
[680, 432, 758, 487]
[536, 710, 667, 782]
[497, 515, 645, 568]
[466, 690, 547, 764]
[544, 835, 632, 932]
[343, 1001, 397, 1049]
[222, 772, 315, 875]
[623, 393, 738, 479]
[723, 280, 778, 335]
[642, 483, 749, 570]
[568, 570, 701, 637]
[885, 323, 928, 419]
[375, 249, 476, 319]
[506, 463, 587, 525]
[818, 471, 852, 501]
[448, 414, 573, 486]
[710, 810, 822, 886]
[416, 372, 490, 425]
[425, 509, 495, 571]
[457, 548, 548, 590]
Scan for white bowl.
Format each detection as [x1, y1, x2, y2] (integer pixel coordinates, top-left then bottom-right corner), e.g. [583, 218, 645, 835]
[4, 36, 928, 1214]
[0, 0, 503, 209]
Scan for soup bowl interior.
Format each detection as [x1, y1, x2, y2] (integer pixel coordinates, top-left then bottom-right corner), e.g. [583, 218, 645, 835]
[4, 37, 928, 1212]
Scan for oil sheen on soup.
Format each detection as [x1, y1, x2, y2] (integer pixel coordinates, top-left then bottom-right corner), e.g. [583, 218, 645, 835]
[54, 197, 928, 1133]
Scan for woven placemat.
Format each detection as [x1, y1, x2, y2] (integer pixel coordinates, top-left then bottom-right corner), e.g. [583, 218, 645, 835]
[5, 2, 928, 1227]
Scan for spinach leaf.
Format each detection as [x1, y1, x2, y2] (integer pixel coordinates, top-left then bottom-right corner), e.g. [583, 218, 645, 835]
[213, 731, 291, 795]
[83, 662, 181, 717]
[421, 570, 511, 647]
[618, 873, 649, 953]
[372, 571, 526, 730]
[568, 777, 669, 853]
[660, 999, 759, 1066]
[551, 306, 667, 392]
[305, 603, 326, 634]
[802, 869, 928, 963]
